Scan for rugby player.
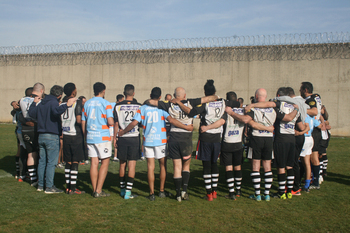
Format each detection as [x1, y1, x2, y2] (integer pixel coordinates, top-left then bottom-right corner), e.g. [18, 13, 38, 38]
[119, 87, 193, 201]
[61, 83, 85, 195]
[82, 82, 114, 197]
[113, 85, 141, 199]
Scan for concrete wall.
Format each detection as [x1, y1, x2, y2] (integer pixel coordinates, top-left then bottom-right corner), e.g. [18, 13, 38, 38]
[1, 53, 349, 136]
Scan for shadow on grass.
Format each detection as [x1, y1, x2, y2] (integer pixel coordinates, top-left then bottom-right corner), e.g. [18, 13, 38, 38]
[0, 155, 16, 176]
[324, 172, 350, 186]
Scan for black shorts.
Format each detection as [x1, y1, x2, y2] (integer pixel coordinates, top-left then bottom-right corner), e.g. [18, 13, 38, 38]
[117, 137, 140, 161]
[312, 127, 322, 152]
[319, 136, 330, 154]
[196, 140, 220, 162]
[22, 130, 38, 153]
[274, 141, 295, 168]
[248, 137, 273, 160]
[168, 140, 192, 160]
[63, 135, 84, 163]
[220, 148, 243, 166]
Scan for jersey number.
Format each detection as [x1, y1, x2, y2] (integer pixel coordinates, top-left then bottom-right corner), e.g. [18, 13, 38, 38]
[90, 108, 96, 120]
[62, 109, 69, 120]
[178, 111, 186, 119]
[124, 111, 134, 122]
[215, 108, 221, 118]
[147, 111, 159, 123]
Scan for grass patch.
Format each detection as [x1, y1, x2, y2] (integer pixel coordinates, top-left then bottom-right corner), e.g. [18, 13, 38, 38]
[0, 124, 349, 232]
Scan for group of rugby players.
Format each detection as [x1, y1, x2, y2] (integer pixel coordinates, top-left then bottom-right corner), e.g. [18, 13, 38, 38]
[10, 79, 331, 202]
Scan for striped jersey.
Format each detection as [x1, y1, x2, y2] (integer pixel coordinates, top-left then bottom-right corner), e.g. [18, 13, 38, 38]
[114, 99, 141, 138]
[305, 94, 322, 122]
[61, 99, 83, 136]
[82, 97, 113, 144]
[133, 104, 169, 147]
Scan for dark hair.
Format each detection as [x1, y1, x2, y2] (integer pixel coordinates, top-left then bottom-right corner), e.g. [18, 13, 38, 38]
[204, 79, 216, 96]
[151, 87, 161, 99]
[116, 94, 124, 101]
[63, 83, 76, 96]
[93, 82, 106, 96]
[50, 85, 64, 97]
[78, 96, 86, 100]
[25, 87, 33, 97]
[301, 82, 313, 94]
[124, 84, 134, 97]
[285, 87, 295, 97]
[238, 97, 244, 103]
[276, 87, 287, 97]
[165, 94, 172, 100]
[226, 91, 237, 101]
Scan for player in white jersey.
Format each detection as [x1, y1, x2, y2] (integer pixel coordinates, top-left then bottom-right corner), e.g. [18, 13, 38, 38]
[300, 82, 324, 189]
[82, 82, 114, 198]
[113, 85, 141, 199]
[61, 83, 85, 195]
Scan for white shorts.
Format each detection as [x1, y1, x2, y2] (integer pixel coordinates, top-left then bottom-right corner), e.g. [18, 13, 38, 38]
[17, 132, 26, 149]
[300, 136, 314, 157]
[144, 145, 166, 159]
[87, 141, 112, 159]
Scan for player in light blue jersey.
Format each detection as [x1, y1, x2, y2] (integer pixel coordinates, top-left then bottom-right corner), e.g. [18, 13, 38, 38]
[82, 82, 114, 198]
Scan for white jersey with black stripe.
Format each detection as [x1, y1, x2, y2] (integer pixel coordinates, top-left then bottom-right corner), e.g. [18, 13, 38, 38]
[203, 99, 226, 134]
[223, 108, 245, 143]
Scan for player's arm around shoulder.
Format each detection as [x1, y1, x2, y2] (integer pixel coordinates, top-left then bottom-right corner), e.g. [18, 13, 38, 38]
[167, 116, 193, 132]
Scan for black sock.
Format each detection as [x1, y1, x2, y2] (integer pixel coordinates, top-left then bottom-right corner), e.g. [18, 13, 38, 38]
[202, 161, 212, 194]
[65, 163, 71, 190]
[174, 177, 182, 197]
[286, 169, 294, 193]
[234, 170, 242, 191]
[226, 171, 234, 195]
[278, 173, 286, 195]
[70, 163, 79, 191]
[126, 177, 134, 192]
[313, 165, 320, 186]
[182, 171, 190, 192]
[15, 157, 20, 177]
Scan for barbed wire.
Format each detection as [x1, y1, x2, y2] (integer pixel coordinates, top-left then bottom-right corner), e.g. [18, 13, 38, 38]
[0, 32, 349, 66]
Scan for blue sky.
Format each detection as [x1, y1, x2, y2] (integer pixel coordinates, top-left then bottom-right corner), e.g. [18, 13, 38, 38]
[0, 0, 349, 47]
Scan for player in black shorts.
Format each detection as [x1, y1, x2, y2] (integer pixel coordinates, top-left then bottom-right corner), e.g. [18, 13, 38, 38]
[61, 83, 85, 195]
[113, 85, 142, 199]
[300, 82, 324, 189]
[319, 105, 331, 178]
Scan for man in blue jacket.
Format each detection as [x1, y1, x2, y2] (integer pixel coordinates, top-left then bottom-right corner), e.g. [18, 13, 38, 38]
[29, 85, 76, 194]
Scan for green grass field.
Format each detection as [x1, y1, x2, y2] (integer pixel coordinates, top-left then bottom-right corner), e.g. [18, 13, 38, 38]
[0, 124, 349, 232]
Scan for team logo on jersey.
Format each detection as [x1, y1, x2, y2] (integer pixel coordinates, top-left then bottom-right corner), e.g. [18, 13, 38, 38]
[24, 134, 30, 141]
[309, 101, 316, 106]
[104, 148, 109, 153]
[90, 124, 97, 130]
[150, 127, 157, 134]
[161, 149, 165, 153]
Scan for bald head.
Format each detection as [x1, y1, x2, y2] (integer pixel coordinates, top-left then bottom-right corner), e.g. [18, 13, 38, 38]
[255, 88, 267, 102]
[174, 87, 186, 100]
[33, 82, 45, 98]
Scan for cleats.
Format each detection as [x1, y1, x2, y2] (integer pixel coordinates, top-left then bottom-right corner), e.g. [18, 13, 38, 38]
[286, 192, 292, 199]
[274, 193, 286, 200]
[93, 191, 110, 198]
[204, 193, 213, 201]
[146, 194, 155, 201]
[262, 195, 270, 201]
[120, 188, 126, 197]
[159, 191, 173, 198]
[249, 194, 261, 201]
[291, 190, 301, 196]
[176, 196, 182, 202]
[235, 189, 242, 197]
[211, 191, 217, 199]
[181, 191, 189, 200]
[309, 185, 320, 190]
[124, 190, 137, 199]
[225, 194, 236, 200]
[18, 178, 23, 182]
[69, 189, 86, 195]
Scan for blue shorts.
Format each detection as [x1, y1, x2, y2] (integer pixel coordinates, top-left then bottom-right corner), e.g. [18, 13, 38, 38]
[196, 140, 221, 163]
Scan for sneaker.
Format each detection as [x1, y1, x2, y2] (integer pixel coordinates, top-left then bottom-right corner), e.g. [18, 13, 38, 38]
[69, 189, 86, 195]
[79, 161, 85, 165]
[225, 194, 236, 200]
[249, 194, 261, 201]
[204, 193, 213, 201]
[235, 189, 242, 197]
[37, 186, 44, 192]
[291, 190, 301, 196]
[181, 191, 189, 200]
[176, 196, 182, 202]
[319, 175, 323, 184]
[146, 194, 155, 201]
[84, 160, 90, 165]
[262, 195, 270, 201]
[56, 163, 64, 169]
[124, 190, 137, 199]
[159, 191, 173, 198]
[45, 186, 64, 194]
[286, 192, 292, 199]
[18, 178, 23, 182]
[274, 193, 286, 199]
[309, 184, 320, 190]
[120, 188, 126, 197]
[30, 181, 38, 187]
[113, 157, 119, 162]
[93, 191, 110, 198]
[141, 156, 145, 161]
[302, 187, 310, 193]
[211, 191, 217, 199]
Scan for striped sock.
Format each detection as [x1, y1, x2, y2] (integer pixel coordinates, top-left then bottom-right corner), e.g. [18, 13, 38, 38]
[286, 169, 294, 193]
[120, 176, 126, 190]
[28, 165, 37, 184]
[234, 170, 242, 192]
[65, 163, 71, 191]
[70, 163, 79, 191]
[264, 171, 273, 195]
[226, 171, 234, 195]
[126, 177, 134, 192]
[251, 172, 261, 196]
[15, 157, 20, 177]
[203, 161, 212, 194]
[278, 173, 286, 195]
